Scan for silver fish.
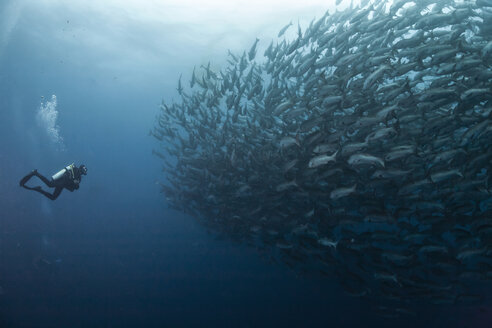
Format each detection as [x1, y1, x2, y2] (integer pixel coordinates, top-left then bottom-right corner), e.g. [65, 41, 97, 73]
[330, 184, 357, 200]
[308, 150, 338, 168]
[348, 153, 385, 168]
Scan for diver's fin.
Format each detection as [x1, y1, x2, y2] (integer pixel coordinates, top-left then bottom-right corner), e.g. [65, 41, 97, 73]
[19, 169, 37, 186]
[23, 185, 42, 191]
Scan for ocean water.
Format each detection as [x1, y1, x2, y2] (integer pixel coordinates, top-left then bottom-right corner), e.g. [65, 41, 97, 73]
[1, 1, 492, 327]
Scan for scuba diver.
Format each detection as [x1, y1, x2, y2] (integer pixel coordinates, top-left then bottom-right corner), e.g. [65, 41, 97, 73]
[19, 163, 87, 200]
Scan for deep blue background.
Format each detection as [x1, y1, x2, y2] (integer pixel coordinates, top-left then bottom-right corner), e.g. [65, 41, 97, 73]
[1, 2, 491, 327]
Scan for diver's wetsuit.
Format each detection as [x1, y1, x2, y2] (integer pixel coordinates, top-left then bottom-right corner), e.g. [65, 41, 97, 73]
[19, 166, 84, 200]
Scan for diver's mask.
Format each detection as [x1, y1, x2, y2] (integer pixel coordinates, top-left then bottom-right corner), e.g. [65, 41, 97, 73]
[80, 165, 88, 175]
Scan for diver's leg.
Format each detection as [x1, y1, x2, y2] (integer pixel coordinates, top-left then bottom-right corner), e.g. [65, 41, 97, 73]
[51, 187, 63, 200]
[19, 169, 38, 186]
[34, 172, 56, 188]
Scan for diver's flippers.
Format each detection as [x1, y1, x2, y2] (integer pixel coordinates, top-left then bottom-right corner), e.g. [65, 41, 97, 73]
[19, 175, 31, 186]
[19, 170, 38, 186]
[23, 185, 42, 191]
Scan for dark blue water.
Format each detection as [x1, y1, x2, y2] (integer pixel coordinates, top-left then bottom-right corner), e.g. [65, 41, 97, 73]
[1, 2, 491, 327]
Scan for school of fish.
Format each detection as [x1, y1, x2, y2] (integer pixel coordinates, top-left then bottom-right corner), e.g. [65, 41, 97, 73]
[152, 0, 492, 316]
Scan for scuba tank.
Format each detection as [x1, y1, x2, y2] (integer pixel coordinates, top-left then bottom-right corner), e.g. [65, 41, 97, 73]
[52, 163, 75, 181]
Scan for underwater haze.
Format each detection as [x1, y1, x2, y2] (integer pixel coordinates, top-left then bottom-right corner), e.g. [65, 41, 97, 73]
[1, 0, 492, 327]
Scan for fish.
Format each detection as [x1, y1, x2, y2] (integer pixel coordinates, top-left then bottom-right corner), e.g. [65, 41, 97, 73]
[341, 141, 368, 157]
[276, 180, 298, 192]
[318, 238, 339, 248]
[282, 159, 298, 173]
[456, 248, 486, 261]
[279, 136, 300, 149]
[153, 0, 492, 309]
[248, 38, 260, 61]
[430, 169, 463, 183]
[384, 148, 415, 162]
[371, 169, 412, 179]
[313, 143, 337, 154]
[330, 184, 357, 200]
[177, 74, 183, 94]
[348, 153, 385, 168]
[363, 65, 391, 90]
[273, 100, 293, 116]
[308, 150, 338, 168]
[461, 88, 490, 102]
[278, 21, 293, 38]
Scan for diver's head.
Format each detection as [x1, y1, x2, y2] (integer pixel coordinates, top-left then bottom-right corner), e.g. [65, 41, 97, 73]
[80, 164, 88, 175]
